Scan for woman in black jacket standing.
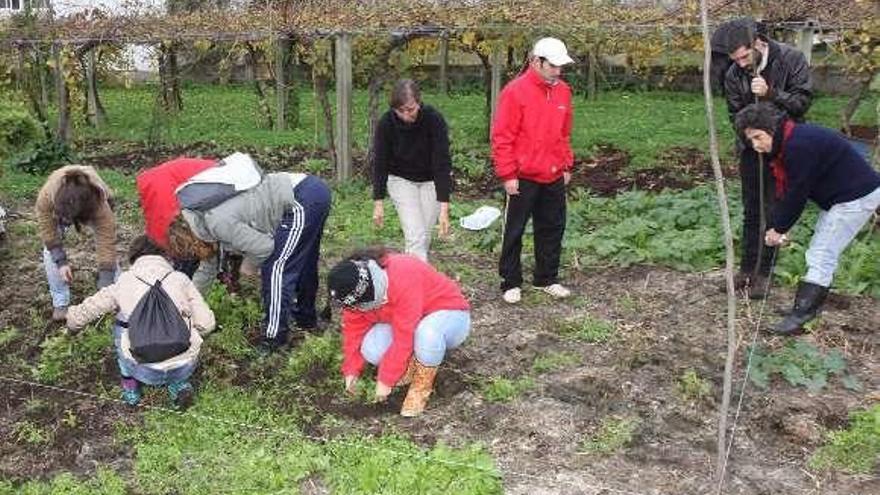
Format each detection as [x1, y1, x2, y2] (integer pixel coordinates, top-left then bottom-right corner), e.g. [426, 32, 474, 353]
[371, 79, 453, 261]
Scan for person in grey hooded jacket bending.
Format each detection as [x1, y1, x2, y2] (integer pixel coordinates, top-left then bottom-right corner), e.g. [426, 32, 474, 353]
[168, 172, 331, 355]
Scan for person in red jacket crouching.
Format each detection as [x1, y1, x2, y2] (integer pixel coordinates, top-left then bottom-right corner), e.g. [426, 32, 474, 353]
[492, 37, 576, 305]
[327, 248, 471, 417]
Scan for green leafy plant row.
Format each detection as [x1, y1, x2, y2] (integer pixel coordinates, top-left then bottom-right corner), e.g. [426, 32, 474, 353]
[748, 340, 861, 393]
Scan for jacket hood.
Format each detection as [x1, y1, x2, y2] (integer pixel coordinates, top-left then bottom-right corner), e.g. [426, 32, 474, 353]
[181, 209, 216, 242]
[130, 255, 175, 277]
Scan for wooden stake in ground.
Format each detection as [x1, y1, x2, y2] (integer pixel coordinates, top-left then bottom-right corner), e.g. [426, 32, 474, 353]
[697, 0, 738, 489]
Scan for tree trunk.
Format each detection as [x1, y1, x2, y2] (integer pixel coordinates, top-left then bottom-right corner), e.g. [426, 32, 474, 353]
[335, 33, 353, 180]
[272, 34, 301, 131]
[38, 46, 51, 119]
[314, 70, 337, 170]
[246, 42, 275, 129]
[275, 36, 288, 131]
[53, 43, 71, 143]
[490, 49, 503, 124]
[477, 51, 492, 142]
[587, 45, 598, 101]
[285, 36, 300, 129]
[20, 45, 48, 125]
[699, 0, 738, 490]
[158, 42, 183, 113]
[83, 47, 106, 127]
[367, 74, 385, 163]
[840, 75, 873, 137]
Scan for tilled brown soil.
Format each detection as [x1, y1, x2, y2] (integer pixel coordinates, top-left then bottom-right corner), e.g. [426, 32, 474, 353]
[1, 143, 877, 494]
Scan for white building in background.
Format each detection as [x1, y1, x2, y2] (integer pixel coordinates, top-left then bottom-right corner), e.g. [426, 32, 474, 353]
[1, 1, 165, 74]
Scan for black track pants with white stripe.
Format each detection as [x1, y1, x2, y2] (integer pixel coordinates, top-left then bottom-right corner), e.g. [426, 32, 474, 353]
[260, 176, 331, 343]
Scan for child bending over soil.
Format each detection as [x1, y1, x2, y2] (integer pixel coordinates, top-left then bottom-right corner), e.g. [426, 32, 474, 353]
[66, 235, 215, 409]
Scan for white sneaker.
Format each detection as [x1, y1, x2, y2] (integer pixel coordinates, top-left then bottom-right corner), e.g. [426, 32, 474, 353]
[539, 283, 571, 299]
[502, 287, 521, 304]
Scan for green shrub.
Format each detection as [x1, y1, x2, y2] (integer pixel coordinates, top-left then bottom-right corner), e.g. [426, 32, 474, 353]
[12, 420, 52, 445]
[205, 284, 261, 359]
[0, 97, 41, 160]
[810, 405, 880, 474]
[7, 138, 75, 176]
[128, 386, 321, 494]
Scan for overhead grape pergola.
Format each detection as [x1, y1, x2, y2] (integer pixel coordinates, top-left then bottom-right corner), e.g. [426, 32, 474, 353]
[1, 0, 873, 178]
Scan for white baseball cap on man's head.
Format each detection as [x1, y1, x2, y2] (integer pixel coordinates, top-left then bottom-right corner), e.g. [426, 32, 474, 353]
[532, 37, 574, 66]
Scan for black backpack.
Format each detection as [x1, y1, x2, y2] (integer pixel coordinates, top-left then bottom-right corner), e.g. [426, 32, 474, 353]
[127, 272, 191, 363]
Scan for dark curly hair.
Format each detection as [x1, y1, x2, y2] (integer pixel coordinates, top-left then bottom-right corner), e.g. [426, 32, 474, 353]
[735, 102, 785, 140]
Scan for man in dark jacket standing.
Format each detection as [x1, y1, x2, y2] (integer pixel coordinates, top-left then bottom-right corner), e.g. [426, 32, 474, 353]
[492, 37, 575, 304]
[714, 18, 813, 298]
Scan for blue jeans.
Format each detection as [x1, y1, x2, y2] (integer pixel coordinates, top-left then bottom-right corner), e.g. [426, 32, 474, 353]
[43, 247, 72, 308]
[114, 325, 196, 386]
[43, 229, 120, 308]
[360, 310, 471, 367]
[804, 186, 880, 287]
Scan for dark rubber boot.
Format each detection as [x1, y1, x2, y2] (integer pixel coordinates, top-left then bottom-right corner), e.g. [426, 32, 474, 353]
[772, 281, 829, 336]
[747, 274, 770, 300]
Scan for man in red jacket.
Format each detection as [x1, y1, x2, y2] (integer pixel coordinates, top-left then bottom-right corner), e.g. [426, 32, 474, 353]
[492, 37, 575, 304]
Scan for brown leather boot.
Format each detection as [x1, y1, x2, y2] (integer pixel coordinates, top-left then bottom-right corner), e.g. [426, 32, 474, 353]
[400, 360, 438, 417]
[397, 359, 417, 387]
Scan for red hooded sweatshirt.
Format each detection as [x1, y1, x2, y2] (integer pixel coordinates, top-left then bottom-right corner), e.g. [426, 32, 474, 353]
[491, 67, 574, 184]
[136, 157, 215, 248]
[340, 254, 470, 387]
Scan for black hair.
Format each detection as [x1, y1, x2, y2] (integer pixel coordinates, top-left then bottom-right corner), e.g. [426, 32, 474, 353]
[128, 234, 165, 264]
[735, 102, 785, 138]
[713, 17, 766, 55]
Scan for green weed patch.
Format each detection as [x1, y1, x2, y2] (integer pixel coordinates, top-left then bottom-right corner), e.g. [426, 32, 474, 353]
[33, 320, 112, 385]
[580, 415, 641, 455]
[810, 405, 880, 474]
[749, 341, 861, 393]
[481, 376, 534, 403]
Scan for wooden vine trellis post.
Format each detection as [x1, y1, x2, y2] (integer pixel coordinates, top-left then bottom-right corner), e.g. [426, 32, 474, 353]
[335, 32, 353, 181]
[698, 0, 737, 490]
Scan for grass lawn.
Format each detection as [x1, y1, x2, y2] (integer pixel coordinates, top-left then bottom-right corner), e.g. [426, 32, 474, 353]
[78, 84, 878, 167]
